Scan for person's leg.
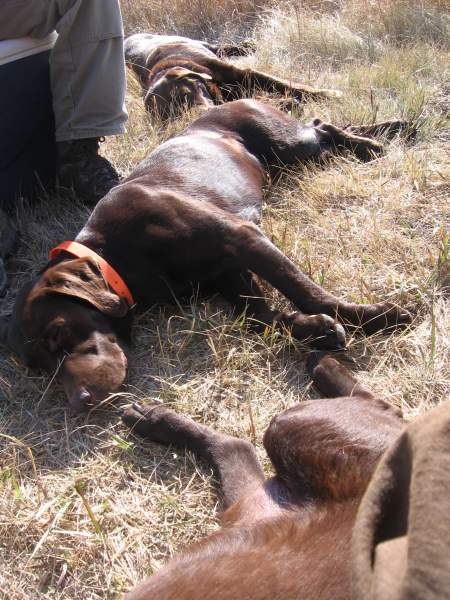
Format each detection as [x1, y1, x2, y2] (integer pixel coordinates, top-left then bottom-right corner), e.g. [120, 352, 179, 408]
[0, 3, 57, 292]
[0, 50, 56, 203]
[0, 0, 127, 205]
[49, 0, 127, 203]
[0, 0, 126, 140]
[0, 209, 17, 296]
[50, 0, 127, 142]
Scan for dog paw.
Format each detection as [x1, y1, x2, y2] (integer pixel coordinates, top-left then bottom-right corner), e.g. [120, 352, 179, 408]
[122, 402, 176, 440]
[354, 139, 384, 162]
[289, 313, 347, 350]
[360, 302, 413, 335]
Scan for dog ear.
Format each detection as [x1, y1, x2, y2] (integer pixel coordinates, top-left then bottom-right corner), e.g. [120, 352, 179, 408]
[43, 318, 69, 353]
[168, 67, 212, 81]
[36, 257, 129, 318]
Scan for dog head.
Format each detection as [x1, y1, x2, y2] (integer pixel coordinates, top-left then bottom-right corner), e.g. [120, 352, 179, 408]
[145, 67, 219, 119]
[7, 257, 130, 412]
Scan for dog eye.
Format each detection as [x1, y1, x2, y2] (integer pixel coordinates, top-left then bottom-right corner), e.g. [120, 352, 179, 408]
[325, 328, 336, 335]
[83, 344, 98, 355]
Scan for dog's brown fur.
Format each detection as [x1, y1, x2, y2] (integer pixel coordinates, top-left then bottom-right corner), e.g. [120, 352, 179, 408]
[122, 355, 404, 599]
[5, 100, 411, 411]
[124, 33, 341, 119]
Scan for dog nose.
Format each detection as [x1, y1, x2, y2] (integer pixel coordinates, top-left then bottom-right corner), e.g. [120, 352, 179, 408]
[69, 387, 93, 412]
[335, 323, 346, 344]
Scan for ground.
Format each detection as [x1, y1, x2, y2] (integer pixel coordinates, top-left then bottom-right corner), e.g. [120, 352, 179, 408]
[0, 0, 449, 598]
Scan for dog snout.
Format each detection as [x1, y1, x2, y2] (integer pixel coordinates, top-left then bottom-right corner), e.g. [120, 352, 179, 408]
[69, 387, 94, 412]
[335, 323, 346, 347]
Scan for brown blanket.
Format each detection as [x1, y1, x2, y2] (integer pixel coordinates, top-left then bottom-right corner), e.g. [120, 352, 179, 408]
[352, 400, 450, 599]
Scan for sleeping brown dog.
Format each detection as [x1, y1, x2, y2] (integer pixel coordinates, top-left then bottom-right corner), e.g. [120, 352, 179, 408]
[5, 100, 411, 412]
[121, 354, 404, 599]
[124, 33, 341, 120]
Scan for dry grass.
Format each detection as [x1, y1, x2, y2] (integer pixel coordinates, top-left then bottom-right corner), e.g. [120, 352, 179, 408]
[1, 0, 449, 597]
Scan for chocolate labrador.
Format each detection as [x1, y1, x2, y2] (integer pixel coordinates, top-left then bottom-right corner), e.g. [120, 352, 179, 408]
[125, 33, 341, 119]
[5, 100, 411, 411]
[121, 354, 404, 599]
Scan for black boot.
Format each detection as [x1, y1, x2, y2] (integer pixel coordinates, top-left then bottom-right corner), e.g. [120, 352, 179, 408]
[57, 138, 120, 205]
[0, 209, 17, 296]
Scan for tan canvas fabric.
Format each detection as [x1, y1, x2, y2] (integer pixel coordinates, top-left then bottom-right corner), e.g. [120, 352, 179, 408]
[0, 0, 127, 140]
[352, 400, 450, 600]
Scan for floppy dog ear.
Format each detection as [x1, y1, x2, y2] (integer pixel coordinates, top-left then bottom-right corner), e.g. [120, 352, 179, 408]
[43, 317, 69, 354]
[168, 67, 212, 81]
[36, 257, 129, 318]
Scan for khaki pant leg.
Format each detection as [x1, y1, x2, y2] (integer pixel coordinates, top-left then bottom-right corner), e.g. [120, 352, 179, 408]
[50, 0, 127, 140]
[0, 0, 127, 141]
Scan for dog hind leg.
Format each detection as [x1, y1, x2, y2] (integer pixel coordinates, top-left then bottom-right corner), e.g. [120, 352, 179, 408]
[263, 355, 403, 500]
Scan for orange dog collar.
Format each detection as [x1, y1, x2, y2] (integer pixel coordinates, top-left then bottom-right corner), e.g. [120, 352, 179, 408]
[49, 240, 134, 308]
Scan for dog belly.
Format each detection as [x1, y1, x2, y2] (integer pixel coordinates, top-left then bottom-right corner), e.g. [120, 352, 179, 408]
[126, 509, 353, 600]
[131, 134, 265, 222]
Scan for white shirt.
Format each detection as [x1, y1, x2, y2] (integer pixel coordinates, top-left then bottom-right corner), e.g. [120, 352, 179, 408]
[0, 32, 57, 66]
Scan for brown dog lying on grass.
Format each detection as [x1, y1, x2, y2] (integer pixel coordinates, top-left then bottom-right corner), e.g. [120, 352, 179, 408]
[125, 33, 341, 120]
[121, 354, 404, 599]
[4, 100, 411, 412]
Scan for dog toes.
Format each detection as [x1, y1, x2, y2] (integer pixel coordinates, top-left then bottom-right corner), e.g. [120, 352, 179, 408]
[309, 354, 350, 397]
[122, 402, 170, 436]
[380, 302, 413, 328]
[313, 319, 347, 351]
[360, 302, 413, 336]
[289, 313, 347, 350]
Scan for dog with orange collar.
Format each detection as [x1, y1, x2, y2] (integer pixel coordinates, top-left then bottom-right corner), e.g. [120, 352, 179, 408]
[5, 100, 412, 412]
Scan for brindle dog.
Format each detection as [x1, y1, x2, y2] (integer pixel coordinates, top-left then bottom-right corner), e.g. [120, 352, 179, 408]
[125, 33, 341, 120]
[5, 100, 411, 411]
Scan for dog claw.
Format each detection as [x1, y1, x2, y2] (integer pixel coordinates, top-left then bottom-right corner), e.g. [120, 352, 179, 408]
[123, 403, 146, 424]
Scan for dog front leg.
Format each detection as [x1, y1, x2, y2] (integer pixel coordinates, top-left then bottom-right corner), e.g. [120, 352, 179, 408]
[344, 119, 414, 141]
[216, 269, 346, 349]
[123, 404, 265, 509]
[224, 222, 411, 335]
[307, 119, 386, 161]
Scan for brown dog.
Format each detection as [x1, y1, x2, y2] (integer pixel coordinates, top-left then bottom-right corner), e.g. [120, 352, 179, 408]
[5, 100, 411, 411]
[121, 354, 404, 599]
[125, 33, 341, 119]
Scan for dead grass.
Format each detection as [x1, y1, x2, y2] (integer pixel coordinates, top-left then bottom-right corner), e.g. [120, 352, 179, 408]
[1, 0, 449, 597]
[120, 0, 268, 40]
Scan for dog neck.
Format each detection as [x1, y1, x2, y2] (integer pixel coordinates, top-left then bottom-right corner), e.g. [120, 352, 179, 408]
[49, 241, 135, 308]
